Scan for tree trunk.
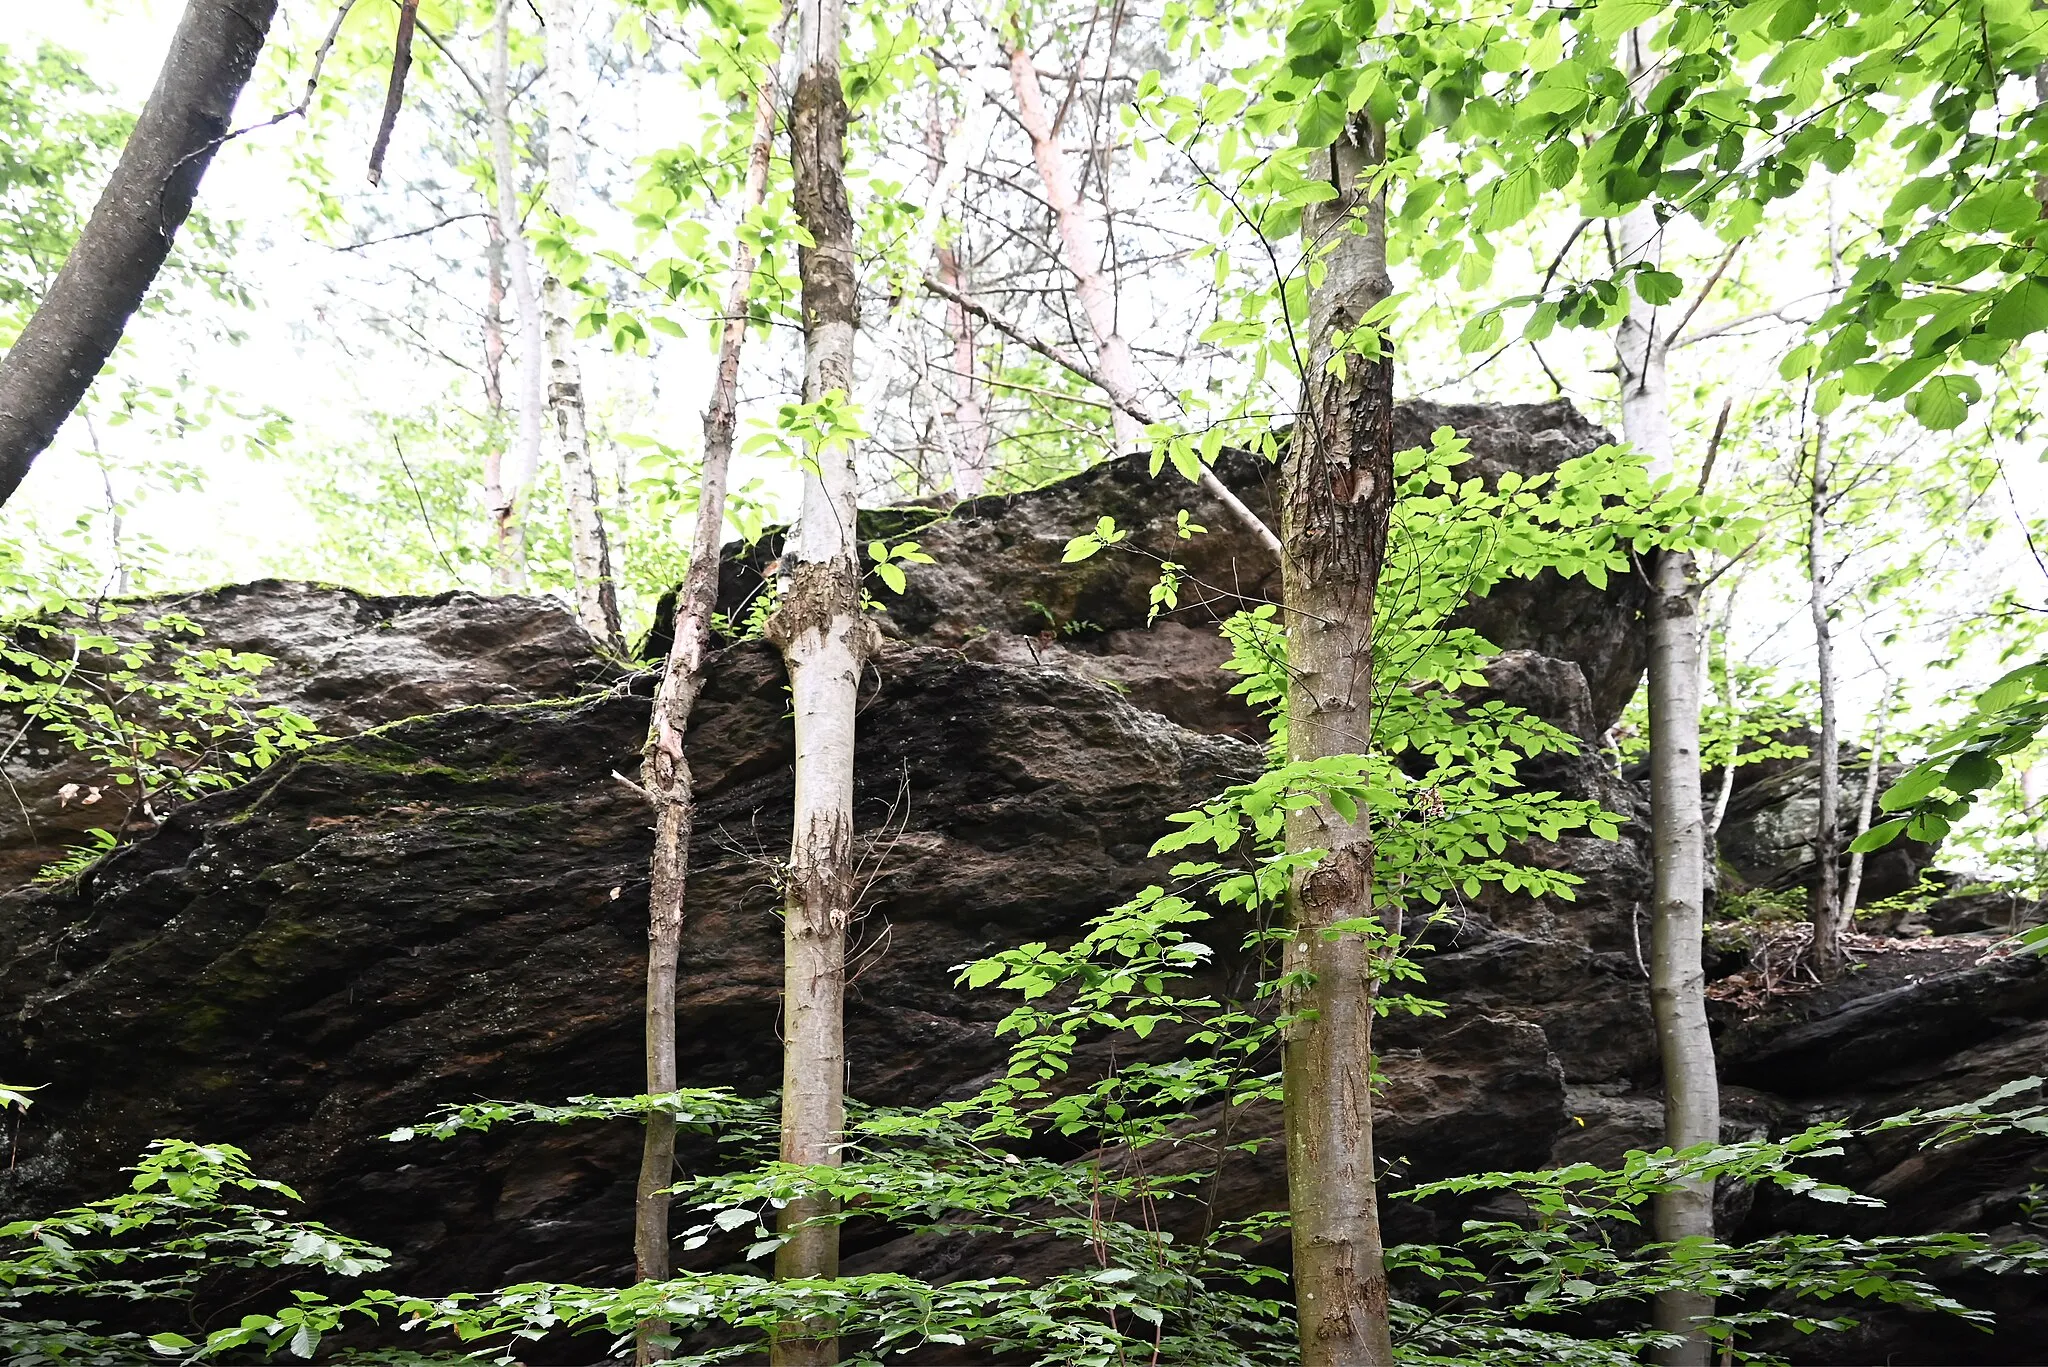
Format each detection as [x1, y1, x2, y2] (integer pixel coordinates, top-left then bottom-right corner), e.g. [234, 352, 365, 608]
[541, 0, 623, 650]
[489, 0, 541, 592]
[925, 93, 990, 498]
[765, 3, 864, 1363]
[1281, 124, 1396, 1367]
[481, 217, 516, 589]
[1615, 34, 1720, 1361]
[1806, 420, 1843, 977]
[1840, 678, 1893, 928]
[631, 14, 791, 1363]
[1006, 39, 1142, 453]
[0, 0, 279, 506]
[1006, 40, 1280, 556]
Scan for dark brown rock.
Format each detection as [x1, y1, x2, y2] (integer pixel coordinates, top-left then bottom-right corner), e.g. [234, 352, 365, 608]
[0, 581, 608, 884]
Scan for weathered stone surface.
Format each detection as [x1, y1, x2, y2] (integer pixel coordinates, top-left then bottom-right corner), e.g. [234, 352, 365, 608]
[1713, 735, 1938, 908]
[694, 399, 1648, 739]
[0, 581, 607, 885]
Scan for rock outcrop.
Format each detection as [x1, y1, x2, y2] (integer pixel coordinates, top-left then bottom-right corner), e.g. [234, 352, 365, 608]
[1, 402, 2042, 1364]
[0, 582, 607, 884]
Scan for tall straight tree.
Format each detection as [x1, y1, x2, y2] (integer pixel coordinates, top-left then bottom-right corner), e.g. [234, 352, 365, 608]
[486, 0, 544, 590]
[632, 10, 791, 1361]
[1612, 32, 1720, 1367]
[764, 0, 864, 1362]
[1279, 118, 1397, 1367]
[0, 0, 279, 506]
[540, 0, 624, 650]
[1804, 414, 1844, 977]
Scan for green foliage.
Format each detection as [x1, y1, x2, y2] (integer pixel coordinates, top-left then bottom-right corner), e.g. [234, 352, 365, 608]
[1855, 658, 2048, 853]
[1, 604, 321, 873]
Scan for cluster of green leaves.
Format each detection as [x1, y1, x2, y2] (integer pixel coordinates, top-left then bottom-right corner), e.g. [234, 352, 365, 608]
[2, 606, 320, 875]
[0, 42, 128, 340]
[0, 1139, 393, 1365]
[1855, 657, 2048, 853]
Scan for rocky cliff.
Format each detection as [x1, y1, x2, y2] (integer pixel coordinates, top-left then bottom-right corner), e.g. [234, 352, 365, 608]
[1, 401, 2042, 1364]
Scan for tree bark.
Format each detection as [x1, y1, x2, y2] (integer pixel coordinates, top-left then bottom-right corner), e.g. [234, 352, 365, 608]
[925, 93, 990, 497]
[631, 14, 791, 1363]
[1281, 123, 1396, 1367]
[1004, 42, 1281, 557]
[1806, 419, 1843, 977]
[765, 3, 864, 1363]
[1840, 678, 1893, 928]
[488, 0, 542, 591]
[1616, 35, 1720, 1363]
[482, 216, 516, 588]
[541, 0, 623, 650]
[0, 0, 279, 507]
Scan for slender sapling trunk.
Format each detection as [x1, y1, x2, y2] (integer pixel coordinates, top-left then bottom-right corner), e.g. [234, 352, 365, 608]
[488, 0, 543, 590]
[1806, 418, 1843, 977]
[1840, 677, 1893, 928]
[541, 0, 624, 649]
[630, 16, 792, 1365]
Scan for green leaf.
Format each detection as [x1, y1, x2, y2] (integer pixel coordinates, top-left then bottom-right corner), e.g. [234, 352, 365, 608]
[1904, 374, 1980, 430]
[1848, 817, 1909, 852]
[1633, 269, 1684, 305]
[1983, 278, 2048, 341]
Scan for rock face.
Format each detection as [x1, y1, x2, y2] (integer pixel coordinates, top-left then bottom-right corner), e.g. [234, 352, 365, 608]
[0, 582, 607, 885]
[697, 398, 1647, 739]
[1713, 732, 1938, 907]
[1, 404, 2043, 1364]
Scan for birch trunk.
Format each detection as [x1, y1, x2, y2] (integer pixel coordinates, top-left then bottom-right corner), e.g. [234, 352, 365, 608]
[1840, 680, 1893, 928]
[481, 218, 517, 589]
[631, 17, 791, 1364]
[765, 3, 864, 1362]
[1282, 124, 1396, 1367]
[489, 0, 542, 591]
[0, 0, 279, 504]
[541, 0, 623, 650]
[1006, 41, 1280, 556]
[1806, 422, 1843, 977]
[1616, 35, 1720, 1363]
[925, 94, 990, 497]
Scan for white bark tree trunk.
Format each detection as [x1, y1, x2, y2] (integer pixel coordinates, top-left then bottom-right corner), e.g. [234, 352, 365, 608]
[489, 0, 542, 591]
[925, 93, 991, 497]
[1840, 678, 1894, 928]
[1616, 35, 1720, 1366]
[1282, 124, 1396, 1367]
[541, 0, 623, 650]
[1005, 40, 1279, 555]
[632, 14, 792, 1363]
[1806, 420, 1844, 976]
[765, 3, 864, 1363]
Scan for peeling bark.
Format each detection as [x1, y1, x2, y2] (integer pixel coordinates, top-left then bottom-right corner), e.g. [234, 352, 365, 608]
[765, 3, 864, 1362]
[632, 12, 791, 1362]
[1281, 125, 1397, 1367]
[541, 0, 623, 650]
[0, 0, 279, 506]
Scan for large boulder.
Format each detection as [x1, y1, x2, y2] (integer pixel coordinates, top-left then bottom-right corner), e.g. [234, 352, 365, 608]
[0, 582, 607, 885]
[687, 399, 1648, 740]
